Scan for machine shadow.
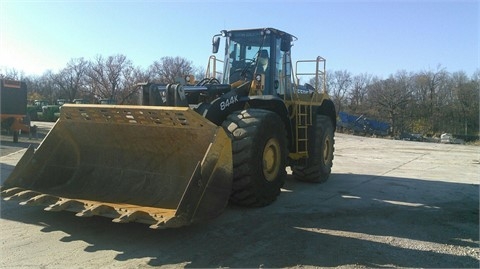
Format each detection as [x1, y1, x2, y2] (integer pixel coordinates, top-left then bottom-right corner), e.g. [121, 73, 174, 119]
[1, 173, 478, 268]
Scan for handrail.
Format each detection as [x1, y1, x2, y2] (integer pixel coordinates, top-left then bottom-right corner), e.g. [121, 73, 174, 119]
[205, 55, 224, 80]
[295, 56, 326, 94]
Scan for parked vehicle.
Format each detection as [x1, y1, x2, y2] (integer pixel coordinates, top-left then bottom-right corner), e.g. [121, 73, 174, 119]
[0, 79, 29, 133]
[441, 133, 454, 144]
[2, 28, 336, 229]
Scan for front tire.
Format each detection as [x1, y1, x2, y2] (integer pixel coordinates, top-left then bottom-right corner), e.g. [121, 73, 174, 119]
[222, 109, 287, 207]
[293, 115, 334, 183]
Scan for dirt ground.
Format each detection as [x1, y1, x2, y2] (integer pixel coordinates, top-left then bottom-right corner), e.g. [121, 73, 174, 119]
[0, 122, 478, 268]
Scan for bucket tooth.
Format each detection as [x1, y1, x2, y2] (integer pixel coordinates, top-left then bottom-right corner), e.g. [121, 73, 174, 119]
[4, 189, 40, 201]
[149, 221, 167, 229]
[20, 194, 59, 206]
[1, 187, 24, 197]
[75, 204, 116, 218]
[112, 210, 154, 224]
[45, 199, 84, 212]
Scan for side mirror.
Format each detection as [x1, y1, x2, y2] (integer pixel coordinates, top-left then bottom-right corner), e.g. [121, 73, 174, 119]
[212, 36, 220, 54]
[280, 35, 291, 52]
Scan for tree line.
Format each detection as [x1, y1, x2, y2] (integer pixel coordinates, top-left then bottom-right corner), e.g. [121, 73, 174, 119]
[1, 55, 200, 106]
[323, 68, 479, 138]
[1, 54, 479, 138]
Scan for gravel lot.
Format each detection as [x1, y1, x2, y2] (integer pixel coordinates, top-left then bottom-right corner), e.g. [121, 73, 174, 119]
[0, 122, 479, 268]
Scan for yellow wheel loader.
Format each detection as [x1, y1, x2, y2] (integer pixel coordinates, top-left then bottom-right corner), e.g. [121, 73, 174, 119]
[1, 28, 336, 229]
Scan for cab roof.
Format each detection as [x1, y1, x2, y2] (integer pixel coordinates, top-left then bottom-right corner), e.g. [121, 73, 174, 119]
[223, 28, 297, 41]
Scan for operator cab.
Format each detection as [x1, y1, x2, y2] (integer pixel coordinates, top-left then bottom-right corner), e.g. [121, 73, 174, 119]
[213, 28, 295, 96]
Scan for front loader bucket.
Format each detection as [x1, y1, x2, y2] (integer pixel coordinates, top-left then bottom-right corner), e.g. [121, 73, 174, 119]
[1, 104, 232, 229]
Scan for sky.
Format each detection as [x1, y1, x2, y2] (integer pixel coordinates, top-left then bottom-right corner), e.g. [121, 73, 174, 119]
[0, 0, 478, 78]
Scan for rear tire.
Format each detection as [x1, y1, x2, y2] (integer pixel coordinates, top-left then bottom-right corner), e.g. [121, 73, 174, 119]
[293, 115, 334, 183]
[222, 109, 287, 207]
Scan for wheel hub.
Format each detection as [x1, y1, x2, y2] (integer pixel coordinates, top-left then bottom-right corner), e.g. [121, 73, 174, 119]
[263, 138, 281, 182]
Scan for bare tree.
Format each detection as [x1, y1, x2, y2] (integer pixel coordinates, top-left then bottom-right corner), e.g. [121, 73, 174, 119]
[87, 54, 137, 104]
[412, 66, 448, 134]
[0, 68, 26, 80]
[51, 58, 89, 102]
[27, 71, 58, 104]
[194, 65, 207, 82]
[450, 71, 479, 135]
[148, 56, 194, 84]
[327, 70, 352, 114]
[348, 73, 372, 114]
[116, 66, 149, 105]
[367, 72, 413, 135]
